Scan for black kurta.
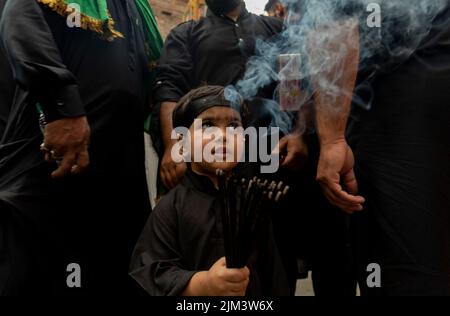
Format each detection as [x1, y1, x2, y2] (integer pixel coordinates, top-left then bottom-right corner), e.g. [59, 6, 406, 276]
[154, 8, 283, 104]
[148, 7, 283, 156]
[0, 0, 150, 295]
[129, 169, 290, 296]
[347, 6, 450, 295]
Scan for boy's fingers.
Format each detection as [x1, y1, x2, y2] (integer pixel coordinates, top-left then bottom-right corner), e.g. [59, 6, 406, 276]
[219, 257, 227, 264]
[242, 266, 250, 278]
[223, 268, 250, 283]
[226, 281, 248, 293]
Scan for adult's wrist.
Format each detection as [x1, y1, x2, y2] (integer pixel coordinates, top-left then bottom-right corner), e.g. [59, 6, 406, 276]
[318, 135, 347, 148]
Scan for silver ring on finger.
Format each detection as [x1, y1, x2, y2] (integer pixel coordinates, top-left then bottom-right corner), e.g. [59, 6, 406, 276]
[71, 165, 79, 174]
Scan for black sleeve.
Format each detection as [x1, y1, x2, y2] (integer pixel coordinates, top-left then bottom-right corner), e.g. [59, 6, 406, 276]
[260, 15, 284, 35]
[129, 191, 196, 296]
[0, 41, 13, 138]
[153, 21, 194, 104]
[0, 0, 85, 122]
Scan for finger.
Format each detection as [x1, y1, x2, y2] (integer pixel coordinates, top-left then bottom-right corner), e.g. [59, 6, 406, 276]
[329, 181, 365, 204]
[225, 281, 248, 293]
[322, 185, 361, 207]
[271, 137, 287, 156]
[222, 269, 249, 283]
[70, 164, 80, 176]
[216, 257, 227, 267]
[318, 173, 365, 205]
[175, 163, 186, 182]
[322, 192, 360, 214]
[228, 278, 249, 295]
[242, 266, 250, 279]
[44, 152, 53, 163]
[343, 168, 358, 195]
[73, 147, 90, 174]
[51, 153, 76, 179]
[40, 143, 52, 153]
[324, 184, 363, 212]
[160, 169, 168, 189]
[161, 164, 175, 189]
[281, 150, 295, 168]
[322, 186, 363, 213]
[167, 165, 179, 188]
[164, 171, 175, 189]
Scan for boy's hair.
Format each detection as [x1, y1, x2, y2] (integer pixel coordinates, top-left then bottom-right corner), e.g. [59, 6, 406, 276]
[173, 85, 247, 128]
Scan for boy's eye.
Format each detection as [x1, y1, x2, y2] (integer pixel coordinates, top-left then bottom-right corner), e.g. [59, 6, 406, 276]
[228, 122, 241, 129]
[202, 121, 213, 129]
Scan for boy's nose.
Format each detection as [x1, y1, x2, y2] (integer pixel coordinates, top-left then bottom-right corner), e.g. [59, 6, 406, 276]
[220, 127, 228, 142]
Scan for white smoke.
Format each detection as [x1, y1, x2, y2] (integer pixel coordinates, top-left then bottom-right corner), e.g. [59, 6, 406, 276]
[232, 0, 450, 131]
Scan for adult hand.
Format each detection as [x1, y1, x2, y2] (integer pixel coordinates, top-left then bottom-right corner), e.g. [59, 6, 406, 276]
[160, 144, 186, 189]
[41, 116, 90, 179]
[316, 139, 365, 214]
[278, 134, 308, 171]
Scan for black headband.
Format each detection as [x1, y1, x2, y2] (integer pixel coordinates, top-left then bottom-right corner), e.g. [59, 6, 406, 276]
[173, 95, 235, 129]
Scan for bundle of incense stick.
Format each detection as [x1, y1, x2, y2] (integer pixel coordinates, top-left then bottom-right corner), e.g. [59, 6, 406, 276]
[216, 169, 290, 268]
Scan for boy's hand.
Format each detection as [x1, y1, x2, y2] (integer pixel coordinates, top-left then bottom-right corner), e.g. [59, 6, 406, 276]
[206, 257, 250, 296]
[182, 257, 250, 296]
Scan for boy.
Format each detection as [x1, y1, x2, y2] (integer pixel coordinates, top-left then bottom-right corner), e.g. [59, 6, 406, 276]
[129, 86, 290, 296]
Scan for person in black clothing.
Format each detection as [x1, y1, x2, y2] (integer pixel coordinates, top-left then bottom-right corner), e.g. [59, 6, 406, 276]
[154, 0, 307, 189]
[130, 86, 290, 296]
[314, 3, 450, 296]
[0, 0, 152, 295]
[0, 0, 14, 139]
[153, 0, 307, 295]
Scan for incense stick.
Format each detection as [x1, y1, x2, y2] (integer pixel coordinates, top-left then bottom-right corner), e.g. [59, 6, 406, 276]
[216, 170, 290, 268]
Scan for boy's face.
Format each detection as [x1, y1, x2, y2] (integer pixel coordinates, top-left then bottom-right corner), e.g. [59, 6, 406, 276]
[189, 106, 244, 174]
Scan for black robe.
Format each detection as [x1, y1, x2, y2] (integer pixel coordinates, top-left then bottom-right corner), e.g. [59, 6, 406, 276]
[129, 169, 290, 296]
[348, 6, 450, 296]
[0, 0, 151, 295]
[0, 0, 14, 139]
